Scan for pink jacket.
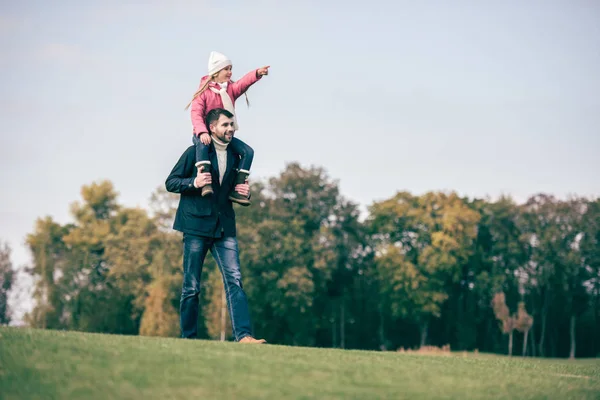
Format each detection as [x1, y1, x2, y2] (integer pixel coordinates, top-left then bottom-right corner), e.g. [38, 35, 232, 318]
[190, 69, 262, 135]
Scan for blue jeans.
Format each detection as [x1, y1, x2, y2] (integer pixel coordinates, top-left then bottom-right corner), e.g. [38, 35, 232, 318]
[180, 234, 253, 341]
[192, 135, 254, 172]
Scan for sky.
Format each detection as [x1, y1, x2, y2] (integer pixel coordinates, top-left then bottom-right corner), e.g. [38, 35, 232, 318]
[1, 0, 599, 323]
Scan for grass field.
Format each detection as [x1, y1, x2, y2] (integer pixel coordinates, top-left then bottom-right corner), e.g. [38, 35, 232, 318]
[1, 327, 599, 399]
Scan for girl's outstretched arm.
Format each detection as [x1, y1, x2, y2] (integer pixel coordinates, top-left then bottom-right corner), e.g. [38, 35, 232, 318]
[230, 66, 270, 100]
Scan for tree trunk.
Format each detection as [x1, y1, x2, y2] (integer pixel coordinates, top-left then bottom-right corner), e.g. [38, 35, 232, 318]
[595, 284, 599, 357]
[569, 314, 576, 359]
[331, 311, 336, 348]
[485, 317, 493, 353]
[378, 304, 386, 350]
[522, 329, 529, 357]
[340, 301, 345, 349]
[420, 321, 429, 348]
[41, 239, 48, 329]
[456, 290, 464, 350]
[539, 303, 547, 357]
[508, 331, 513, 357]
[529, 323, 536, 357]
[220, 287, 226, 341]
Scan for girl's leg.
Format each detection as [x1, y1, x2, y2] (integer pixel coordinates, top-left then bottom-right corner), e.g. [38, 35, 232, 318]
[228, 137, 254, 206]
[192, 134, 213, 196]
[229, 137, 254, 172]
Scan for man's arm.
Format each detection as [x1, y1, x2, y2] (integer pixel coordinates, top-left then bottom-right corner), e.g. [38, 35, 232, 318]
[165, 148, 198, 194]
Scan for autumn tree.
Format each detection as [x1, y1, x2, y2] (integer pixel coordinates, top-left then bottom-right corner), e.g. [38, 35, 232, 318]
[139, 276, 179, 337]
[515, 302, 534, 356]
[0, 241, 15, 325]
[492, 292, 517, 356]
[369, 191, 480, 347]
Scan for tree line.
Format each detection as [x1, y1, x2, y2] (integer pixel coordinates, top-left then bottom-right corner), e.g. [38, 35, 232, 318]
[2, 162, 598, 358]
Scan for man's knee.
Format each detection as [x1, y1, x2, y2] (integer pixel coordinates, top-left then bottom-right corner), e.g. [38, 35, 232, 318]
[181, 285, 200, 300]
[181, 275, 201, 298]
[222, 269, 243, 289]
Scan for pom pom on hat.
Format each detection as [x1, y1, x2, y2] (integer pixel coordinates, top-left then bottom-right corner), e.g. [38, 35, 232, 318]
[208, 51, 232, 76]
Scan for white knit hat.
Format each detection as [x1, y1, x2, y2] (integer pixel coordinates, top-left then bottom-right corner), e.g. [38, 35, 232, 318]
[207, 51, 232, 76]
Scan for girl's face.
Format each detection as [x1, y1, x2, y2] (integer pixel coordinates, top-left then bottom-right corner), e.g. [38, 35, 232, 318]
[215, 65, 232, 83]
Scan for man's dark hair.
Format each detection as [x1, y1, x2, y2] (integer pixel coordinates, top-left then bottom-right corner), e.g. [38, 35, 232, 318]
[205, 108, 234, 131]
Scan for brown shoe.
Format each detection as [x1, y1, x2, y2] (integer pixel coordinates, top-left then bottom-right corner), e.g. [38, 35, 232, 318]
[238, 336, 266, 344]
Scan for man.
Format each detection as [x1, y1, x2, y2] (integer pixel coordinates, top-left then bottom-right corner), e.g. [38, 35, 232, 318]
[165, 108, 266, 344]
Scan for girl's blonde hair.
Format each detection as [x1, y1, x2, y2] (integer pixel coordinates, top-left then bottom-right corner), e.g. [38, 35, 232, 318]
[184, 72, 251, 111]
[184, 73, 217, 110]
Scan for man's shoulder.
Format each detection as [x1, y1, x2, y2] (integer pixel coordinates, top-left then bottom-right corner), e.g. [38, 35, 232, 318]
[171, 145, 196, 167]
[180, 145, 195, 158]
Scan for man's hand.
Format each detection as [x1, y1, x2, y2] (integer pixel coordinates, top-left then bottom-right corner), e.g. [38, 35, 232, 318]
[194, 166, 212, 188]
[200, 133, 211, 145]
[235, 182, 250, 197]
[257, 66, 270, 77]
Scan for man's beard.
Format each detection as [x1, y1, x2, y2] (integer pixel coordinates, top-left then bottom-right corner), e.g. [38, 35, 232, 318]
[215, 131, 233, 143]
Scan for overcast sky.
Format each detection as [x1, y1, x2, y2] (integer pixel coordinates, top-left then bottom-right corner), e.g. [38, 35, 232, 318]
[1, 0, 599, 323]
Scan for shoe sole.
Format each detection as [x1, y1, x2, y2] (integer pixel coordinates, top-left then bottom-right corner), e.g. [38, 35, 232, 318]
[229, 196, 251, 206]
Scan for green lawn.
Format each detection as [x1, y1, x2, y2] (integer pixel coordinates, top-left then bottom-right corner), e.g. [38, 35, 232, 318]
[1, 327, 599, 399]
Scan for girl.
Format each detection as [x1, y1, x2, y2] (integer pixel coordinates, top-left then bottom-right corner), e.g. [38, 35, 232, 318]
[185, 51, 269, 206]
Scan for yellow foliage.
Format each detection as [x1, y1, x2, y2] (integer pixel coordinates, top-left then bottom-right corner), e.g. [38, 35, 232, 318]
[139, 277, 179, 338]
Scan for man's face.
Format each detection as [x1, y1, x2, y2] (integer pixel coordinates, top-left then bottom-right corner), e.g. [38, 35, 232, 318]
[210, 115, 235, 143]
